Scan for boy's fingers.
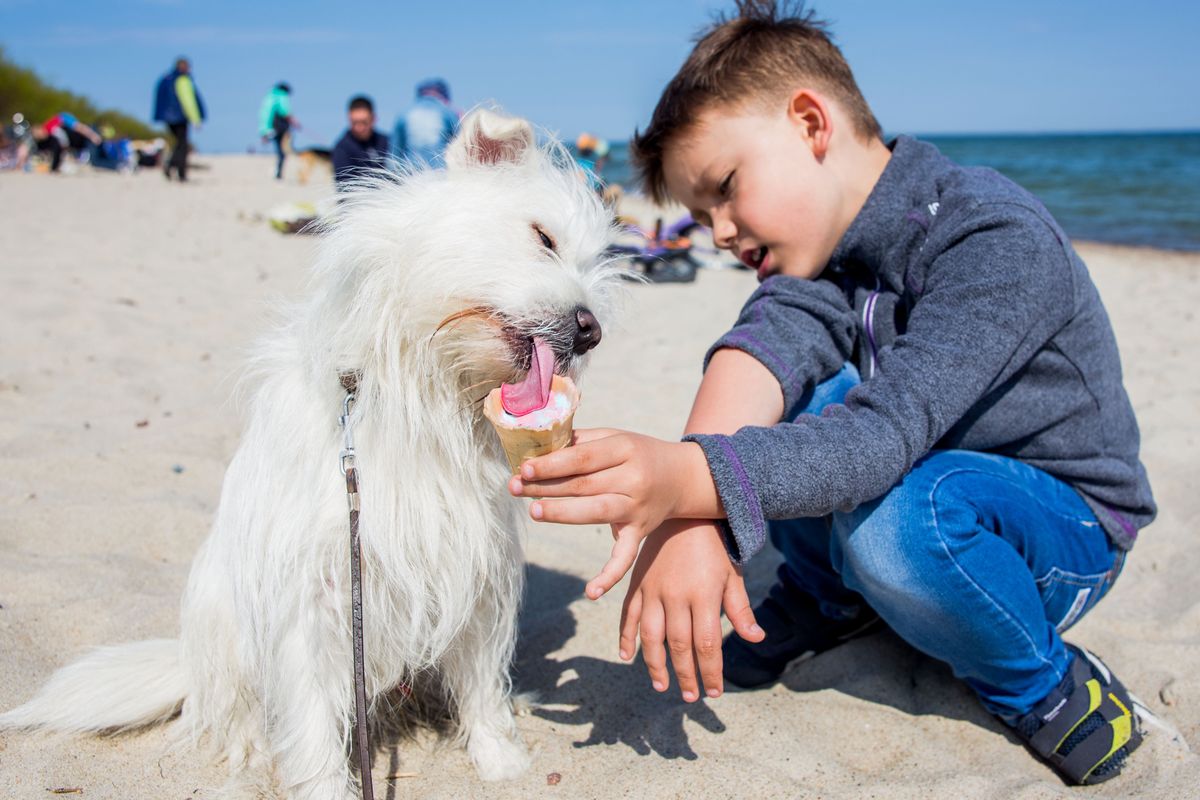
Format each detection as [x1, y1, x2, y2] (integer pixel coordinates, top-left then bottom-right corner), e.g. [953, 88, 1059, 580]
[570, 428, 623, 445]
[520, 438, 624, 481]
[618, 589, 642, 661]
[638, 601, 670, 693]
[723, 574, 764, 643]
[665, 607, 699, 702]
[534, 495, 626, 527]
[511, 464, 625, 499]
[692, 602, 725, 698]
[585, 527, 642, 600]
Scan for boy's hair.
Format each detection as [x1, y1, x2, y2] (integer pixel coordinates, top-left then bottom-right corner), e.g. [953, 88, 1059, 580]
[632, 0, 883, 203]
[347, 95, 375, 114]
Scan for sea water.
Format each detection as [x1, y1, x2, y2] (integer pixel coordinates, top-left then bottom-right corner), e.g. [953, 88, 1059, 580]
[598, 131, 1200, 252]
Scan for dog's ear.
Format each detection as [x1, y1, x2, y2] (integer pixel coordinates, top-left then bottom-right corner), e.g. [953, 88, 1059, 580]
[446, 109, 535, 170]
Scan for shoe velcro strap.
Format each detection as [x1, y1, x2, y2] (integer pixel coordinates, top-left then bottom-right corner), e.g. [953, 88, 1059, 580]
[1054, 690, 1136, 783]
[1028, 658, 1103, 757]
[1014, 647, 1144, 786]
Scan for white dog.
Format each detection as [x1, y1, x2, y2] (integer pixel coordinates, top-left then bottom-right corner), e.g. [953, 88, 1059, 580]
[0, 109, 621, 797]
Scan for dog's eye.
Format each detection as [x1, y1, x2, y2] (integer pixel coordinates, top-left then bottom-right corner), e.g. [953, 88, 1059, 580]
[532, 223, 557, 253]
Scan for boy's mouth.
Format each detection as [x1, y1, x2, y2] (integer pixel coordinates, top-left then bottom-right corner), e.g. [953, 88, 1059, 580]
[740, 245, 771, 279]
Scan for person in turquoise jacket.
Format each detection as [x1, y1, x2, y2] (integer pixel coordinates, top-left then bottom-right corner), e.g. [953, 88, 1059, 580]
[153, 57, 205, 182]
[259, 82, 299, 180]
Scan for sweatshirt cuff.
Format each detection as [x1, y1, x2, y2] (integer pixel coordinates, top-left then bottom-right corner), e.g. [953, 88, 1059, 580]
[681, 433, 768, 565]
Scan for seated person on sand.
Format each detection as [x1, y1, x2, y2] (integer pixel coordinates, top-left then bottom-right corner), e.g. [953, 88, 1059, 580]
[17, 112, 103, 173]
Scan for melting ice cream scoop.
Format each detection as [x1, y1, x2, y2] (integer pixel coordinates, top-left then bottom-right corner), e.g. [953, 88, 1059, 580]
[484, 373, 580, 473]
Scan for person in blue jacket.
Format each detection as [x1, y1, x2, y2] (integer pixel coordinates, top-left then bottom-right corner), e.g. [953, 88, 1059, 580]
[153, 57, 205, 182]
[391, 78, 459, 169]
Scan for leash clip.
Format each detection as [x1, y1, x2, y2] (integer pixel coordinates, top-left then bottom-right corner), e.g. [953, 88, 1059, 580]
[339, 392, 357, 476]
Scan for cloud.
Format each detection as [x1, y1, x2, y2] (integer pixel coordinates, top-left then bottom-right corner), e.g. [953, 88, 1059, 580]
[26, 26, 353, 46]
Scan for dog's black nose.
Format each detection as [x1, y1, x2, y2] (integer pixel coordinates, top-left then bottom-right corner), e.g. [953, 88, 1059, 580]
[572, 306, 602, 354]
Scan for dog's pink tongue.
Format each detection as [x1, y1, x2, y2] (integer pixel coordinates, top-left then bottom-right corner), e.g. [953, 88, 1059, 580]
[501, 337, 555, 416]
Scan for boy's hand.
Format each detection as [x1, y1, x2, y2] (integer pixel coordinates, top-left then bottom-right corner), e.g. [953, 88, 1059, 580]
[509, 429, 720, 600]
[620, 519, 763, 700]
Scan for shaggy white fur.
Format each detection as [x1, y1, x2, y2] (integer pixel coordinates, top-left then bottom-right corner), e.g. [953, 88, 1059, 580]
[0, 109, 623, 798]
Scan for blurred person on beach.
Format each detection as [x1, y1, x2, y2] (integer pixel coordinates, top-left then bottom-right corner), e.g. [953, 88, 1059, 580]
[15, 111, 103, 173]
[153, 57, 206, 182]
[259, 81, 300, 180]
[391, 78, 459, 168]
[332, 94, 389, 188]
[508, 0, 1157, 786]
[0, 123, 17, 170]
[574, 132, 609, 191]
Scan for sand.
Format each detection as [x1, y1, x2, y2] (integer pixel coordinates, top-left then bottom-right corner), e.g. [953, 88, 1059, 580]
[0, 156, 1196, 799]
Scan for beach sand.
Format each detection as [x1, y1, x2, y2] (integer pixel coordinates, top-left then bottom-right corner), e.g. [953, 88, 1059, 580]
[0, 156, 1196, 799]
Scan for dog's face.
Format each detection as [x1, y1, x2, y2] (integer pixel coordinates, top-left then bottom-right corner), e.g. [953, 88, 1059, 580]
[318, 109, 622, 400]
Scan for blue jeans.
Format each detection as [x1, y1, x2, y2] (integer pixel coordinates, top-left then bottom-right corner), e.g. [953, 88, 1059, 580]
[771, 364, 1125, 717]
[274, 134, 286, 179]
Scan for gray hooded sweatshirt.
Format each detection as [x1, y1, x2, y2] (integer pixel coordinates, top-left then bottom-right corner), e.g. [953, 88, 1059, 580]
[684, 136, 1155, 564]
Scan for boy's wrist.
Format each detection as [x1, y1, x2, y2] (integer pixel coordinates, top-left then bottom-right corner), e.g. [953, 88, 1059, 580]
[669, 441, 723, 520]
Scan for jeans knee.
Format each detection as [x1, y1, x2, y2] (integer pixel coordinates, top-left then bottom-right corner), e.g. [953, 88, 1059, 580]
[832, 501, 917, 602]
[831, 453, 1006, 606]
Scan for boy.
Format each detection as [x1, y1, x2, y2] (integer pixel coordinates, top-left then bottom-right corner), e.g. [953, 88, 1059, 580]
[509, 1, 1156, 786]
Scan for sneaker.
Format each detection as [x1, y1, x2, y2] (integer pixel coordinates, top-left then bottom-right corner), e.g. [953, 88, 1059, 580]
[723, 576, 880, 689]
[1009, 644, 1143, 785]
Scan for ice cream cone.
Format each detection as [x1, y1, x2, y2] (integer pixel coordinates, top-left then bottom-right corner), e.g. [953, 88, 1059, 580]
[483, 374, 580, 473]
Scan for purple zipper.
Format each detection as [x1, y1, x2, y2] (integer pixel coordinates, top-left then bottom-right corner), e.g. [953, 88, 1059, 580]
[863, 290, 880, 378]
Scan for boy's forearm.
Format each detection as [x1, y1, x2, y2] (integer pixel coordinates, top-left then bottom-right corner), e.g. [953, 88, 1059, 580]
[670, 348, 784, 520]
[684, 347, 784, 435]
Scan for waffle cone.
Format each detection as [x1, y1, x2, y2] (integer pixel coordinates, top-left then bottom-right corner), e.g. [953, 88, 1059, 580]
[483, 375, 580, 473]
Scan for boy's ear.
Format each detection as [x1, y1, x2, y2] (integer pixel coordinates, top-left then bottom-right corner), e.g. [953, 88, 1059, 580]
[787, 90, 833, 159]
[446, 108, 535, 170]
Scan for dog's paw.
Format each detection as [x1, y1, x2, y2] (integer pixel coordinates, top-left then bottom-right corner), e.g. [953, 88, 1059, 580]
[511, 690, 538, 717]
[468, 730, 530, 781]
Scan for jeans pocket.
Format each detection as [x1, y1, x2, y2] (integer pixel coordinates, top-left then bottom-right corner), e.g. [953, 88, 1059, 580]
[1037, 566, 1111, 633]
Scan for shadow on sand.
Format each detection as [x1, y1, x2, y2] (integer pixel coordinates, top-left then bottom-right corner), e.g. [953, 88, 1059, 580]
[515, 548, 1018, 764]
[514, 564, 725, 760]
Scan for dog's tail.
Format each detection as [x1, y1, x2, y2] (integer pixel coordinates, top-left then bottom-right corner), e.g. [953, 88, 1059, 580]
[0, 639, 185, 733]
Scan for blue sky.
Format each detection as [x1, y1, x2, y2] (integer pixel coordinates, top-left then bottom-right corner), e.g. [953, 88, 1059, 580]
[4, 0, 1197, 152]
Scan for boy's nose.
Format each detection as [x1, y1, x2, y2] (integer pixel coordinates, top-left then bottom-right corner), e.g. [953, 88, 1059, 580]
[572, 306, 602, 354]
[711, 216, 737, 250]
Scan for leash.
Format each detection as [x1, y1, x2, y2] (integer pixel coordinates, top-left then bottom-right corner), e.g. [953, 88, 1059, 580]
[338, 371, 375, 800]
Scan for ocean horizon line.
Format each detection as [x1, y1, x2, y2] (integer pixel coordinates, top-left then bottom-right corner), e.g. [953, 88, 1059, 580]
[911, 127, 1200, 139]
[206, 126, 1200, 155]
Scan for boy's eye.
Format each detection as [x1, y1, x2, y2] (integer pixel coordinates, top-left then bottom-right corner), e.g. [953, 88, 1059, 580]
[532, 223, 556, 253]
[718, 172, 733, 197]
